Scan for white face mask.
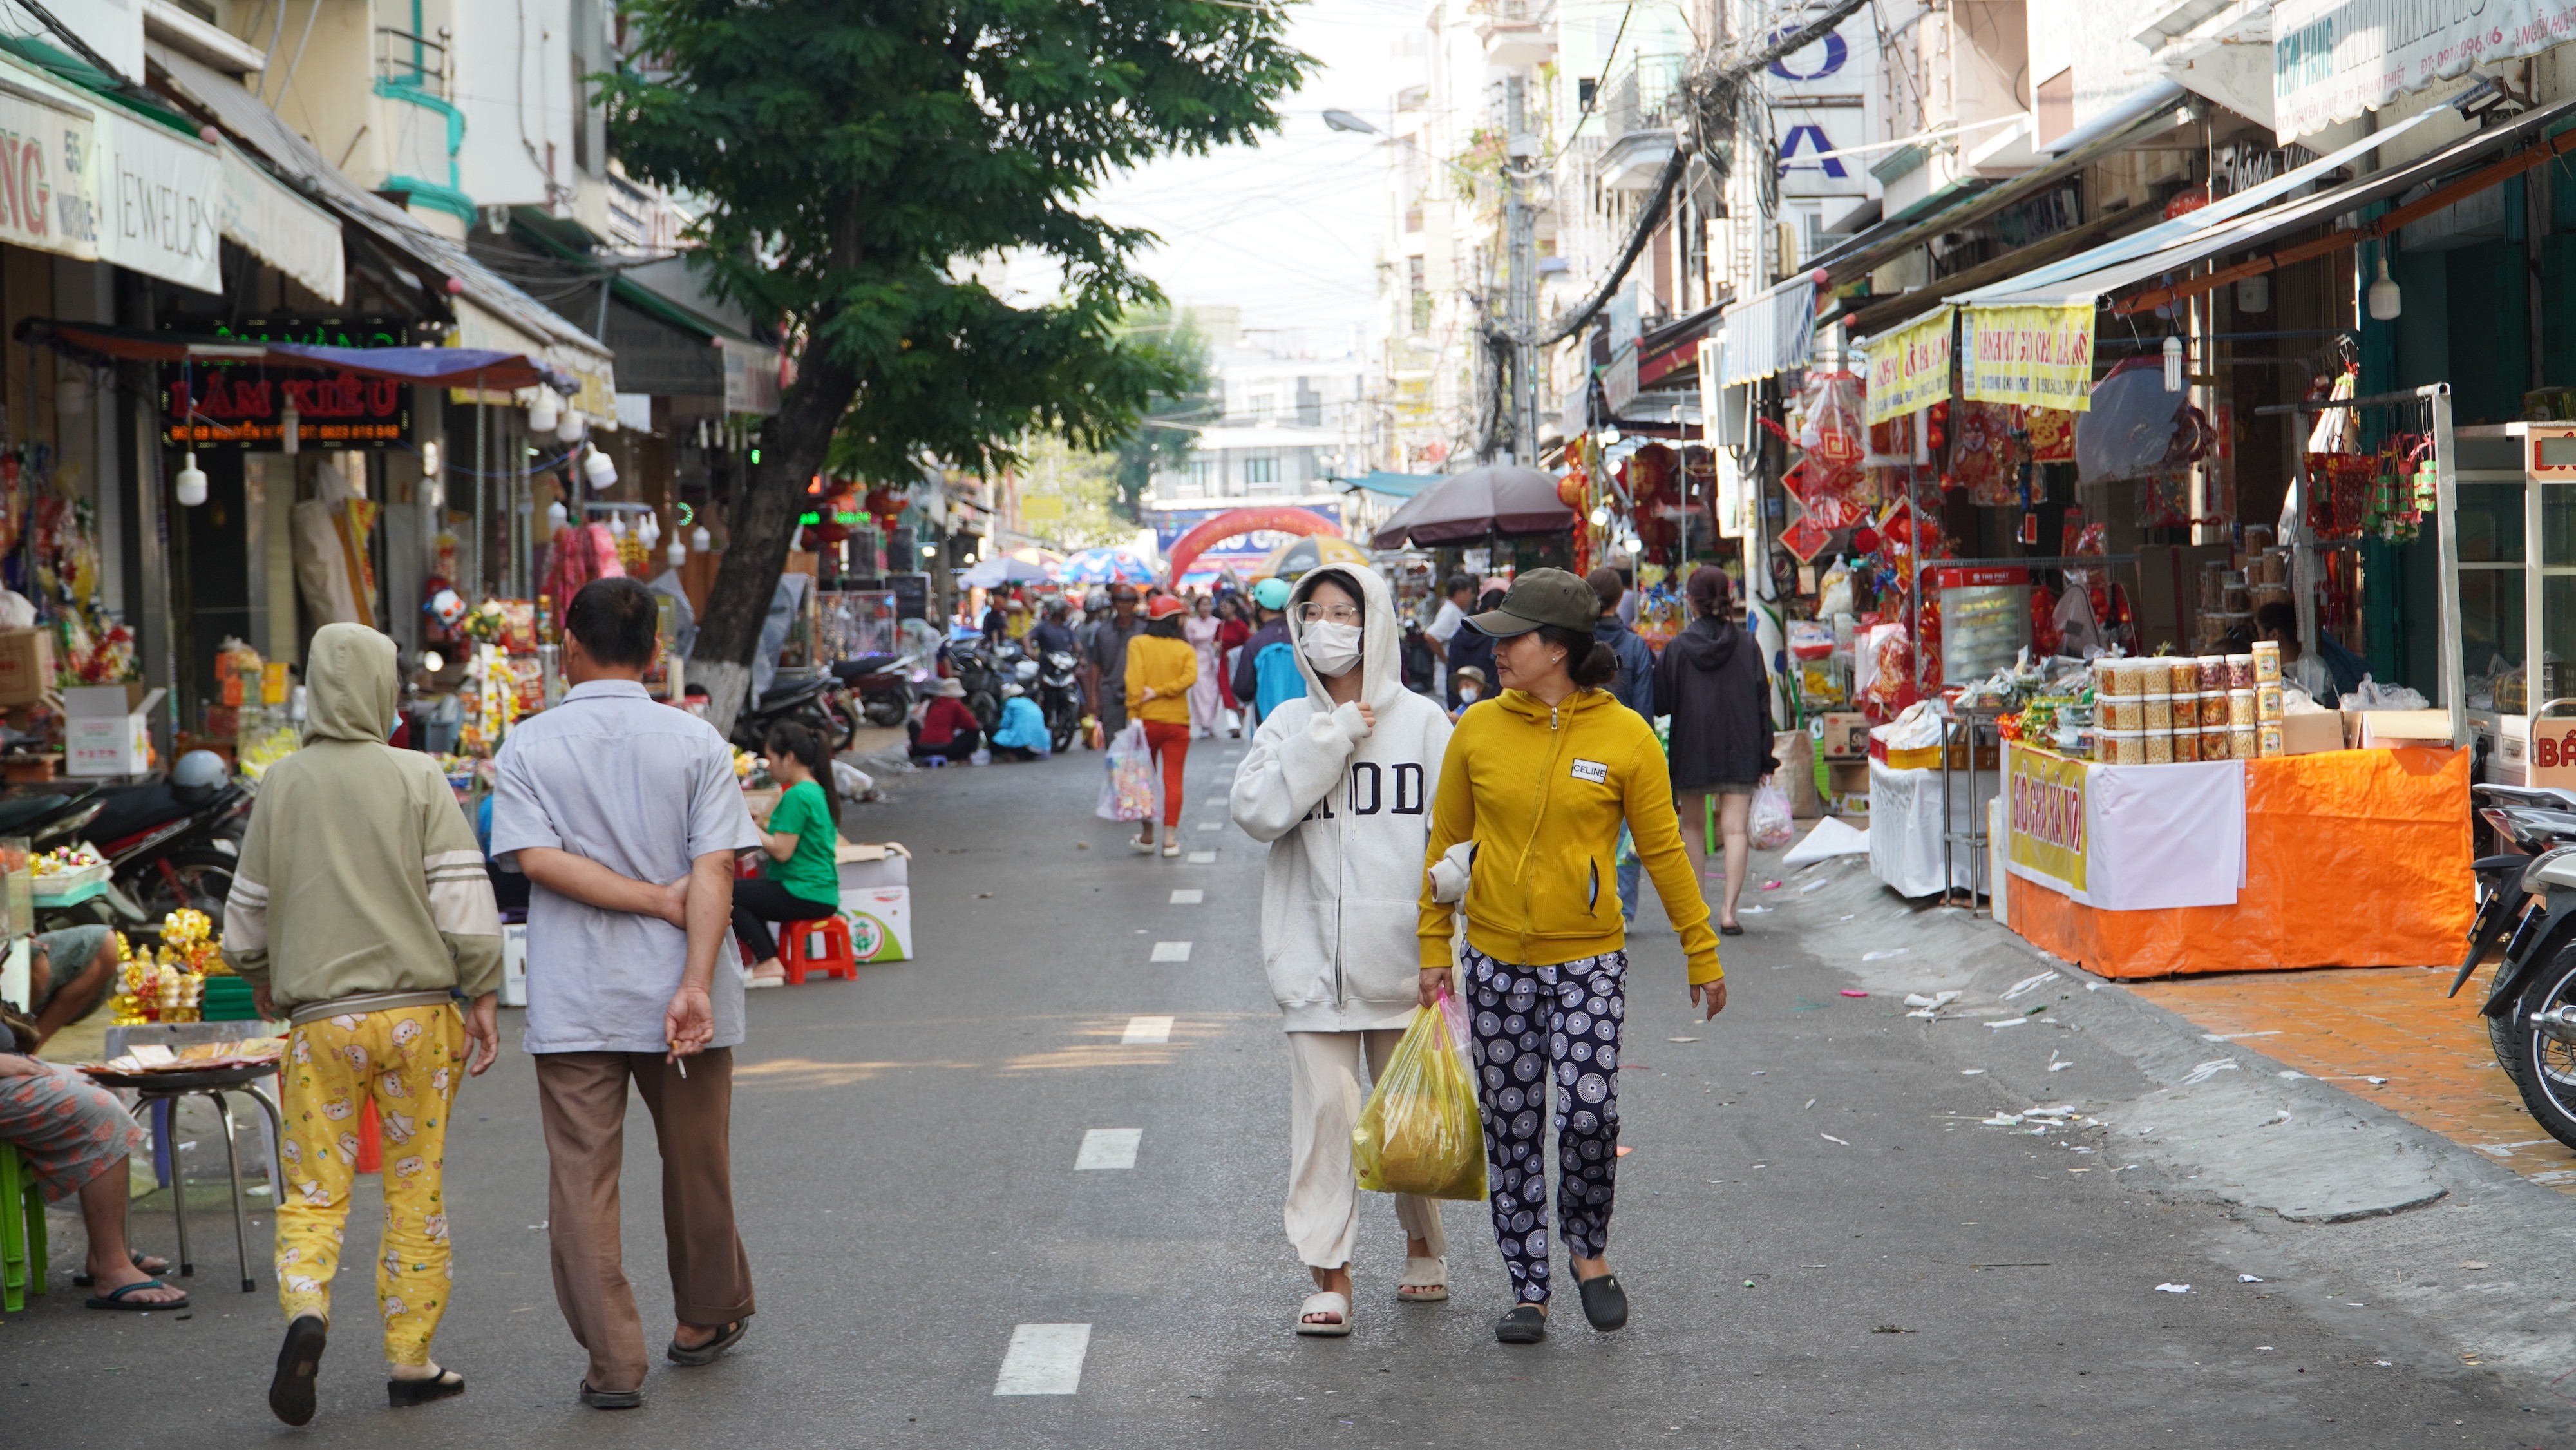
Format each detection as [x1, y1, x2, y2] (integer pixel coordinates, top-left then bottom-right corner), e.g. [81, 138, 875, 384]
[1457, 684, 1480, 703]
[1300, 620, 1363, 678]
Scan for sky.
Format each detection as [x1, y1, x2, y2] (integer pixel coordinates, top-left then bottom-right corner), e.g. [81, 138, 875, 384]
[1003, 0, 1425, 359]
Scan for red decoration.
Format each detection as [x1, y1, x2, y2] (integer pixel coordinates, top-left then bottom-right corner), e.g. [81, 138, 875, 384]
[1556, 472, 1586, 510]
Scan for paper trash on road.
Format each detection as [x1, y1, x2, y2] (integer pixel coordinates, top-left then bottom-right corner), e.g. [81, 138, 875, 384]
[2155, 1283, 2192, 1294]
[1984, 1017, 2029, 1029]
[1783, 817, 1870, 868]
[1821, 1133, 1849, 1145]
[2238, 1274, 2264, 1283]
[2003, 971, 2061, 1000]
[1981, 1114, 2023, 1126]
[1840, 989, 1870, 997]
[2023, 1105, 2076, 1119]
[2181, 1059, 2241, 1085]
[1903, 990, 1963, 1018]
[1862, 948, 1909, 961]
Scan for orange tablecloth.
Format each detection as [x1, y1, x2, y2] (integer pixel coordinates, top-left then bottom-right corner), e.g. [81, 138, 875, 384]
[2007, 746, 2474, 978]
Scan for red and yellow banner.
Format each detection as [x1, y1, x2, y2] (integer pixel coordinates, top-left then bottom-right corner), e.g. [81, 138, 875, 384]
[1962, 304, 2094, 412]
[1862, 306, 1953, 426]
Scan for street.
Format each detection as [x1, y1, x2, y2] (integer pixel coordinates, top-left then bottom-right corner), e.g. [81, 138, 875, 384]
[8, 740, 2576, 1447]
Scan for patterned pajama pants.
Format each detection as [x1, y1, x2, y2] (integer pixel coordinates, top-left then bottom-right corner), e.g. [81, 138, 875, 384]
[275, 1003, 464, 1366]
[1463, 947, 1626, 1306]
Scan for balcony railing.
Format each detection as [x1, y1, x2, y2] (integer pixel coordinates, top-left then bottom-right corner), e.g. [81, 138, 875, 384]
[374, 26, 448, 93]
[1603, 53, 1687, 136]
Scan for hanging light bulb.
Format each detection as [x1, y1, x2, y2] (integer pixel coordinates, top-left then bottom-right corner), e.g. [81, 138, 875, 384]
[420, 649, 444, 674]
[280, 397, 301, 455]
[558, 407, 587, 444]
[2368, 251, 2403, 320]
[667, 539, 687, 568]
[420, 439, 441, 477]
[609, 511, 628, 539]
[638, 512, 660, 548]
[2163, 335, 2185, 393]
[175, 451, 207, 507]
[1587, 505, 1610, 528]
[527, 388, 559, 434]
[545, 498, 569, 533]
[692, 524, 712, 553]
[583, 444, 617, 489]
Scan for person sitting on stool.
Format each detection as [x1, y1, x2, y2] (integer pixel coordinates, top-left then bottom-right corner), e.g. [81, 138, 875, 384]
[909, 677, 982, 760]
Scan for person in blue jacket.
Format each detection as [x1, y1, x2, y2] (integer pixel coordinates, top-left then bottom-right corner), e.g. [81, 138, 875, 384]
[989, 690, 1052, 761]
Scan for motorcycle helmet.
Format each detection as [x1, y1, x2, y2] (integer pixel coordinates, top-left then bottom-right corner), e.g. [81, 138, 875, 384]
[1000, 682, 1025, 699]
[1014, 658, 1039, 683]
[171, 749, 229, 805]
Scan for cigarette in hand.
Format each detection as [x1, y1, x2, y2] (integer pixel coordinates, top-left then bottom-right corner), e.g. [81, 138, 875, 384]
[670, 1042, 687, 1078]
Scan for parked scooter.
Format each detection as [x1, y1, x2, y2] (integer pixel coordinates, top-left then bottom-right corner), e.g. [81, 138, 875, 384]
[729, 673, 858, 754]
[941, 640, 1007, 736]
[2450, 781, 2576, 1149]
[831, 650, 923, 729]
[28, 752, 252, 937]
[1037, 650, 1082, 754]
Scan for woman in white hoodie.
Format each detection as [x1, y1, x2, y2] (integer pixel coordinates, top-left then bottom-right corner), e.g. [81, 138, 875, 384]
[1230, 563, 1456, 1337]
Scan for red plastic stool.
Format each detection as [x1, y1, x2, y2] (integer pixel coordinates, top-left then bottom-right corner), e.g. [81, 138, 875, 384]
[779, 917, 858, 984]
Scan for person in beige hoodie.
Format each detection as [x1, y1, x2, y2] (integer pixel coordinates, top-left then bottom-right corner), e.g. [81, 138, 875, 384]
[222, 622, 502, 1426]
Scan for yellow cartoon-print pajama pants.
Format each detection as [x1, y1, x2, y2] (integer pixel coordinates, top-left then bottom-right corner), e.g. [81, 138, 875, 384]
[276, 1002, 464, 1366]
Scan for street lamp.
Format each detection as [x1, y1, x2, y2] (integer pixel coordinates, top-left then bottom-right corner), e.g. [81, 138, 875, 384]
[1323, 109, 1378, 135]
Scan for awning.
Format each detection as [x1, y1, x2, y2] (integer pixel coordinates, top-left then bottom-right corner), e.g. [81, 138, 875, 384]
[216, 137, 343, 304]
[1332, 470, 1446, 499]
[1716, 275, 1817, 388]
[147, 45, 614, 390]
[14, 318, 574, 392]
[1960, 93, 2576, 310]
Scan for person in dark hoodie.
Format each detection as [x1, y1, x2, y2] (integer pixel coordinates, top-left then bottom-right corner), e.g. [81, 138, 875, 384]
[1587, 568, 1660, 921]
[1653, 566, 1776, 935]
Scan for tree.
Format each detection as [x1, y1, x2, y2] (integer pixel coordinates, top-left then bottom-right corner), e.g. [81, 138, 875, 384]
[1108, 306, 1215, 520]
[1011, 437, 1128, 552]
[603, 0, 1311, 730]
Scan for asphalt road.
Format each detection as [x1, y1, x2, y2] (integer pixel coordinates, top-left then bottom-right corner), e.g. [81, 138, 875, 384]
[6, 735, 2571, 1447]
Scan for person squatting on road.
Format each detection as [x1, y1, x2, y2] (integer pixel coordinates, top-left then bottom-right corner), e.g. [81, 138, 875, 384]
[1416, 568, 1726, 1346]
[222, 622, 506, 1424]
[1229, 564, 1454, 1337]
[735, 720, 846, 989]
[489, 577, 761, 1409]
[1124, 593, 1199, 856]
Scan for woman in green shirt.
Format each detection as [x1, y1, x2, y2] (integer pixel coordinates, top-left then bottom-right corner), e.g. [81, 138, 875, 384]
[737, 721, 844, 988]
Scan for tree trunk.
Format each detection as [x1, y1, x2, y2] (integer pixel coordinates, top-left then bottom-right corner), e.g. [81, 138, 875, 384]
[688, 347, 860, 739]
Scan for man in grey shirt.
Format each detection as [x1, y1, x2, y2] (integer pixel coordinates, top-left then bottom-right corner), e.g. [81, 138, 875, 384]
[1081, 583, 1145, 737]
[489, 578, 760, 1409]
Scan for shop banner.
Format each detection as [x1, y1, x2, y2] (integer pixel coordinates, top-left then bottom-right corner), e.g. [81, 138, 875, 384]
[1961, 303, 2094, 413]
[2272, 0, 2576, 144]
[99, 112, 221, 296]
[2006, 743, 2091, 895]
[1862, 307, 1953, 426]
[219, 141, 344, 305]
[0, 65, 99, 261]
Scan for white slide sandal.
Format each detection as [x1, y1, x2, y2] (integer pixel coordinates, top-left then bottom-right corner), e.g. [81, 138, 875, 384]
[1397, 1257, 1449, 1302]
[1295, 1291, 1352, 1337]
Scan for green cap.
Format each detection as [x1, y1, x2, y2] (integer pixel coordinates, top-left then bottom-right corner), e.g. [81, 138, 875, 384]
[1466, 567, 1600, 637]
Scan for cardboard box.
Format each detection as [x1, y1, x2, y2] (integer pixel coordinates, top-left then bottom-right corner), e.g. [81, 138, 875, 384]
[1817, 711, 1870, 760]
[1827, 759, 1870, 815]
[0, 628, 52, 705]
[64, 684, 161, 778]
[1772, 730, 1820, 819]
[835, 841, 911, 891]
[2280, 710, 2343, 756]
[839, 885, 912, 961]
[2342, 708, 2456, 749]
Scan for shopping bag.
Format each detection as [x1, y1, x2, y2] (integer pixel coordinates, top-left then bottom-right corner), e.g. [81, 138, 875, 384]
[1750, 780, 1795, 852]
[1095, 721, 1157, 823]
[1352, 991, 1488, 1201]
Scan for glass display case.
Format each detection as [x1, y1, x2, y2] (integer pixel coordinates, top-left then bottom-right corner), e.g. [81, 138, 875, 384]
[2447, 421, 2576, 784]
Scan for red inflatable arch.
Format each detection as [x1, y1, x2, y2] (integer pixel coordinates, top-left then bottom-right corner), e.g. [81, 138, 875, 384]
[1162, 506, 1343, 586]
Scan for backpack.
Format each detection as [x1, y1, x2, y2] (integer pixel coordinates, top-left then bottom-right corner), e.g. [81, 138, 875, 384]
[1400, 623, 1436, 694]
[1253, 640, 1305, 720]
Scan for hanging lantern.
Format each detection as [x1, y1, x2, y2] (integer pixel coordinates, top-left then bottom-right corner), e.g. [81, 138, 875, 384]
[175, 452, 208, 508]
[527, 388, 560, 434]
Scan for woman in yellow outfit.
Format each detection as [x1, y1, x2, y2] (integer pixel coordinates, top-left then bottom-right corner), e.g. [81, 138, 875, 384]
[1123, 593, 1199, 856]
[1414, 568, 1724, 1348]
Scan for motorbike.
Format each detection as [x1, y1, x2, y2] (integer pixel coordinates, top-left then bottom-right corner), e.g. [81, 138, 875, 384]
[941, 640, 1007, 736]
[14, 756, 253, 937]
[831, 650, 923, 729]
[2450, 781, 2576, 1149]
[730, 672, 860, 754]
[1036, 650, 1082, 754]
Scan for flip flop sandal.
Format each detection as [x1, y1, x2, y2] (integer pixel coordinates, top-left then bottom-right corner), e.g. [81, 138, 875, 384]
[1294, 1290, 1352, 1337]
[269, 1315, 328, 1426]
[667, 1319, 750, 1366]
[1396, 1256, 1449, 1302]
[85, 1277, 187, 1311]
[73, 1251, 167, 1286]
[1718, 922, 1745, 937]
[1577, 1271, 1629, 1331]
[1161, 839, 1181, 857]
[388, 1368, 466, 1407]
[1495, 1304, 1548, 1344]
[1130, 836, 1157, 854]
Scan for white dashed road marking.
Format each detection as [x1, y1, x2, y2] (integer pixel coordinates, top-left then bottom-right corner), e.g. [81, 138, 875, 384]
[1187, 851, 1216, 864]
[994, 1324, 1090, 1395]
[1121, 1015, 1173, 1044]
[1197, 822, 1222, 832]
[1075, 1129, 1142, 1170]
[1170, 888, 1204, 904]
[1151, 941, 1193, 962]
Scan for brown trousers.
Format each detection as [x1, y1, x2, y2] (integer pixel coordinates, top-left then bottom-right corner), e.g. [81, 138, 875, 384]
[535, 1049, 755, 1393]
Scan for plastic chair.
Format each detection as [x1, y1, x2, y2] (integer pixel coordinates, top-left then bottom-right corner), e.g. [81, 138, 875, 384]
[1, 1140, 46, 1313]
[779, 917, 858, 984]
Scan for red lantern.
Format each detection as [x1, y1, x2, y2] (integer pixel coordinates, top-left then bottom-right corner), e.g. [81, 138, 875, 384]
[1557, 472, 1586, 510]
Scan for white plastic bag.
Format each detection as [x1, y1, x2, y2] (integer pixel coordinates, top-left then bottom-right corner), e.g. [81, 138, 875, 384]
[1750, 781, 1794, 852]
[1095, 721, 1157, 822]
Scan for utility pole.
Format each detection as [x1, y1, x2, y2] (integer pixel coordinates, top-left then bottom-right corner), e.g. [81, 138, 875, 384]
[1505, 73, 1540, 467]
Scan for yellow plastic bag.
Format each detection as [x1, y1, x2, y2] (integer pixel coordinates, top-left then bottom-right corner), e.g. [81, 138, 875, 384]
[1352, 993, 1488, 1201]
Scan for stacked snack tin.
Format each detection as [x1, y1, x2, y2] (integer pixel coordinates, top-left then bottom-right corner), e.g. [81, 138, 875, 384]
[2094, 658, 2146, 763]
[2251, 640, 2285, 756]
[2089, 655, 2278, 764]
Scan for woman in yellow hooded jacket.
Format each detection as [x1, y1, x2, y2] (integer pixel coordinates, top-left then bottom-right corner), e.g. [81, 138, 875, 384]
[1415, 568, 1724, 1346]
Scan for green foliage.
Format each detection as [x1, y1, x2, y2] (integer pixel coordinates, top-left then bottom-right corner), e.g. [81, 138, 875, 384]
[1108, 305, 1216, 520]
[601, 0, 1313, 481]
[1010, 437, 1130, 551]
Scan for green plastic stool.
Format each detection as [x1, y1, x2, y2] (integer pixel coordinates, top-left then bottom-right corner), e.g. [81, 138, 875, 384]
[0, 1141, 46, 1312]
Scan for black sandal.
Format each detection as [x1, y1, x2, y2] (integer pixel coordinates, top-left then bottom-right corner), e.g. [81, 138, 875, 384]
[388, 1368, 466, 1407]
[1577, 1271, 1629, 1331]
[667, 1318, 750, 1366]
[269, 1315, 328, 1426]
[1495, 1304, 1548, 1344]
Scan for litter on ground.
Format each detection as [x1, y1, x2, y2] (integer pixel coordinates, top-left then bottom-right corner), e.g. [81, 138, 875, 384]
[1862, 948, 1909, 961]
[1820, 1133, 1848, 1145]
[1840, 989, 1870, 998]
[2003, 971, 2061, 1000]
[2238, 1274, 2264, 1283]
[2155, 1283, 2192, 1294]
[2181, 1059, 2241, 1086]
[1760, 880, 1783, 891]
[1984, 1018, 2028, 1029]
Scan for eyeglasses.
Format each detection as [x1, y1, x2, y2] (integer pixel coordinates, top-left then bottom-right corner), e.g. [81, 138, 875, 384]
[1294, 602, 1361, 625]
